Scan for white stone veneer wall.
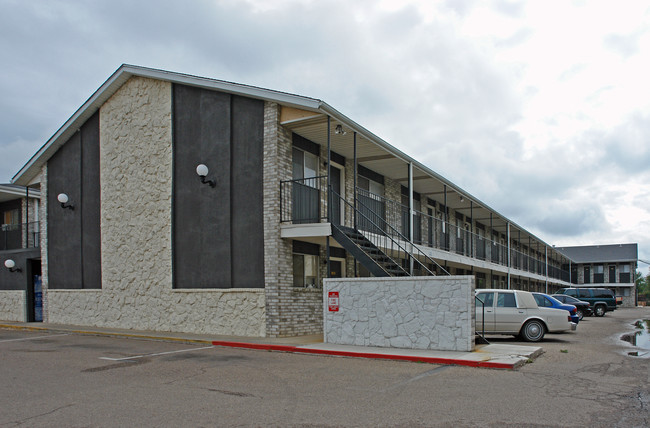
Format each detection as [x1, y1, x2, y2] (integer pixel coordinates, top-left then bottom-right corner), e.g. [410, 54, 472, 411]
[46, 76, 265, 336]
[324, 276, 475, 351]
[0, 291, 25, 321]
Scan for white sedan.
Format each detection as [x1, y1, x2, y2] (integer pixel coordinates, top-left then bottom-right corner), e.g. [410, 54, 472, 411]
[475, 289, 575, 342]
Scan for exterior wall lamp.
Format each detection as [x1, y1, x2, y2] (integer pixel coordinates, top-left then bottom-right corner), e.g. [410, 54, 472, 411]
[196, 164, 216, 187]
[57, 193, 74, 210]
[335, 124, 346, 135]
[4, 259, 22, 273]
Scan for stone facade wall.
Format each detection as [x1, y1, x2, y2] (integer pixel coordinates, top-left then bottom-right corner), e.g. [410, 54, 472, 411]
[324, 276, 475, 351]
[45, 76, 265, 336]
[0, 290, 25, 321]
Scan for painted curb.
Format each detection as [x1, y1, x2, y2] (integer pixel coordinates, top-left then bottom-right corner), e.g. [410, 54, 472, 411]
[212, 341, 517, 369]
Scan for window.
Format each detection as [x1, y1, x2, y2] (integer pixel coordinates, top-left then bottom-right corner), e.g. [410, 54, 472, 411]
[292, 241, 320, 288]
[292, 148, 318, 184]
[358, 176, 384, 197]
[476, 292, 494, 308]
[497, 292, 517, 308]
[594, 265, 604, 283]
[2, 208, 20, 230]
[619, 264, 631, 283]
[533, 294, 552, 307]
[293, 254, 319, 288]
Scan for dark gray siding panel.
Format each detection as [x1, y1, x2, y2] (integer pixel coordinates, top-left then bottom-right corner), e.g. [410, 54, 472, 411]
[48, 132, 83, 289]
[172, 86, 265, 289]
[231, 95, 264, 288]
[47, 112, 101, 290]
[0, 249, 40, 291]
[173, 84, 232, 288]
[81, 112, 102, 289]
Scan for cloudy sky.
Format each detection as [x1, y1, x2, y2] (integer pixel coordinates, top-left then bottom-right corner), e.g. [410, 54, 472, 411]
[2, 0, 649, 264]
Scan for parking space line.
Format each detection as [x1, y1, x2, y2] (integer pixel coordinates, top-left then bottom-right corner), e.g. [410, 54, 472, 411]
[99, 345, 215, 361]
[0, 333, 70, 343]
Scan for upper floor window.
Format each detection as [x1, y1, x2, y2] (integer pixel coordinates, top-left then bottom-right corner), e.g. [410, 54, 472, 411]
[358, 176, 384, 198]
[2, 208, 20, 230]
[292, 147, 318, 182]
[619, 264, 631, 283]
[594, 265, 604, 283]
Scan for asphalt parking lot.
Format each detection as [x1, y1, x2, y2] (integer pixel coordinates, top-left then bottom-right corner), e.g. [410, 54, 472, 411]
[1, 307, 649, 427]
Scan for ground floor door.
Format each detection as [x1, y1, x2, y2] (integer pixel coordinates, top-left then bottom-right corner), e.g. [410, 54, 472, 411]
[26, 259, 42, 322]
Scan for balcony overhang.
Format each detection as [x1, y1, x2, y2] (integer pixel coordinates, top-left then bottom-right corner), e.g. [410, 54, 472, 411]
[280, 223, 332, 239]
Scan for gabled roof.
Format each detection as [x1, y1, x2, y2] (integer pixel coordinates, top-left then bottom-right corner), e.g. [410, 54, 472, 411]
[556, 243, 638, 263]
[10, 64, 567, 258]
[11, 64, 325, 186]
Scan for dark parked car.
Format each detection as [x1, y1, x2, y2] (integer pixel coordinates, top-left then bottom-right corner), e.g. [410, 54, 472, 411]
[556, 288, 617, 317]
[552, 294, 592, 319]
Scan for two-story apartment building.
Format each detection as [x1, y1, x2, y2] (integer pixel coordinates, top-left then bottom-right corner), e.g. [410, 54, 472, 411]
[556, 244, 638, 307]
[2, 65, 610, 337]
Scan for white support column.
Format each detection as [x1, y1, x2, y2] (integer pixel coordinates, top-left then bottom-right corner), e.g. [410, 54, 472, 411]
[408, 162, 414, 275]
[545, 246, 549, 294]
[507, 222, 511, 289]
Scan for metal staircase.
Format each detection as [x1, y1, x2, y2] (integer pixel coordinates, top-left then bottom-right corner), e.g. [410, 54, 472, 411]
[331, 224, 408, 277]
[330, 189, 450, 277]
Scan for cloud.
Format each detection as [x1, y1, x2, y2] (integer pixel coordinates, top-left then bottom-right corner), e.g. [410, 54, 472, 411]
[1, 0, 649, 262]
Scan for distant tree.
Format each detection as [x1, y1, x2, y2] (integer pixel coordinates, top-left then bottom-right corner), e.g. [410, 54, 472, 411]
[636, 270, 650, 302]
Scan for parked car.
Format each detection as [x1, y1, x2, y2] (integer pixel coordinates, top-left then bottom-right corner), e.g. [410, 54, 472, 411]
[552, 294, 592, 319]
[532, 292, 579, 325]
[475, 289, 575, 342]
[555, 288, 617, 317]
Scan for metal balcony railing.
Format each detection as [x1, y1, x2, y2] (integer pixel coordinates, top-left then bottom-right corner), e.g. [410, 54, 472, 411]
[0, 221, 39, 251]
[279, 179, 570, 281]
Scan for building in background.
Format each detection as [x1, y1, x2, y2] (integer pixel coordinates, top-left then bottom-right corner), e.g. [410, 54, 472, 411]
[556, 244, 638, 307]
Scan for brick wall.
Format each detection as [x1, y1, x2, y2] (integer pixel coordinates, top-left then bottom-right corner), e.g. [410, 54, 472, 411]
[263, 102, 322, 337]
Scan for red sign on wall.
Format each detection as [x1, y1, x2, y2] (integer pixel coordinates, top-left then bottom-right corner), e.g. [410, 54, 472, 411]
[328, 292, 339, 312]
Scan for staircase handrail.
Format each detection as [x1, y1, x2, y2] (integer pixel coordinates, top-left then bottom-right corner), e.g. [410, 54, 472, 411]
[353, 193, 450, 276]
[332, 188, 449, 276]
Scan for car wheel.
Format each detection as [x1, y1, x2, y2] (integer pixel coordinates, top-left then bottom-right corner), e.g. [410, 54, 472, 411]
[576, 309, 584, 320]
[521, 320, 545, 342]
[594, 305, 605, 317]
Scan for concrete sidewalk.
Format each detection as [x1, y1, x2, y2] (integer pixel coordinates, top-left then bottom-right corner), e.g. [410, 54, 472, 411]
[0, 321, 542, 369]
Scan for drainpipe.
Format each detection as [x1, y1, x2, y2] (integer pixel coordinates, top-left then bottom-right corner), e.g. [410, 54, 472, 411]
[408, 162, 414, 275]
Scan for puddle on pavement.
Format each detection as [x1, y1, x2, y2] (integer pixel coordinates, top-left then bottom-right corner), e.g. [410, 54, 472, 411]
[621, 320, 650, 356]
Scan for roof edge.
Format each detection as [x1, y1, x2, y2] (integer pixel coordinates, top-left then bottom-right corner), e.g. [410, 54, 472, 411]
[12, 64, 324, 186]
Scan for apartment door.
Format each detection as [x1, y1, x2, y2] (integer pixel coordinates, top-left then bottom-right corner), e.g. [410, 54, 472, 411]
[292, 147, 320, 223]
[25, 259, 42, 322]
[330, 166, 342, 225]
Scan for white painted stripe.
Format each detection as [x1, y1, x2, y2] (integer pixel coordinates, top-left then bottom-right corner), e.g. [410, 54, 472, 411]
[99, 345, 215, 361]
[0, 333, 70, 343]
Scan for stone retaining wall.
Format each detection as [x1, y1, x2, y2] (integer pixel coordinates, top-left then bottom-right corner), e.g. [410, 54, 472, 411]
[324, 276, 475, 351]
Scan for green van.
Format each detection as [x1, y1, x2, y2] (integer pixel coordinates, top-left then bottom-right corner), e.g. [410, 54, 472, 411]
[556, 288, 617, 317]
